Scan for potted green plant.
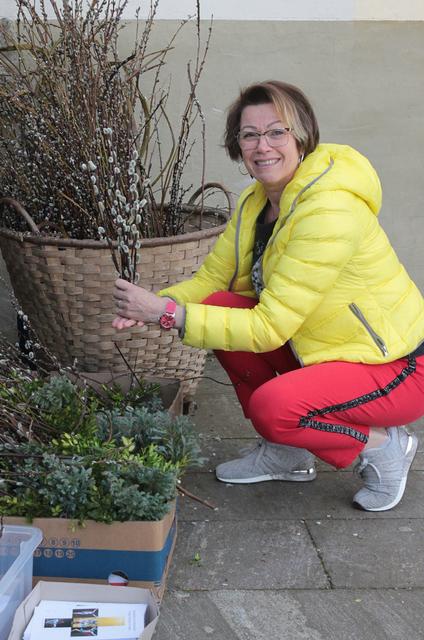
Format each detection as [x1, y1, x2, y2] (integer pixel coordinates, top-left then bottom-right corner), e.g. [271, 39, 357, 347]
[0, 0, 232, 401]
[0, 337, 203, 595]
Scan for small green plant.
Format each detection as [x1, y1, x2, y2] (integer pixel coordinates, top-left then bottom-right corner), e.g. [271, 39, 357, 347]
[190, 551, 202, 566]
[0, 365, 203, 522]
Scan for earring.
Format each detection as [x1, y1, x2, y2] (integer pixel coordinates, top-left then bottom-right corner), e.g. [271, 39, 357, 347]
[238, 161, 249, 176]
[298, 152, 305, 164]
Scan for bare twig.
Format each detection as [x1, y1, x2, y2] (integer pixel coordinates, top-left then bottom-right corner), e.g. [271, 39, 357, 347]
[177, 484, 217, 510]
[0, 0, 225, 255]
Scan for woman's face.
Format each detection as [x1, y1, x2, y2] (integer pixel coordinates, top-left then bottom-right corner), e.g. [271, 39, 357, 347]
[239, 103, 300, 194]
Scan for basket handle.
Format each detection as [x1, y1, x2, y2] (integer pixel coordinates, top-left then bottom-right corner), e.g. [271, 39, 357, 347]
[0, 197, 40, 234]
[187, 182, 234, 219]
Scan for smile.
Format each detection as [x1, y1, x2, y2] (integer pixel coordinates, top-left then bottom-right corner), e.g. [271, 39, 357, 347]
[254, 159, 280, 167]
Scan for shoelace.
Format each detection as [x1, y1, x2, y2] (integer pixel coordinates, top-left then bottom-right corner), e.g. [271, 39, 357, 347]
[354, 457, 382, 485]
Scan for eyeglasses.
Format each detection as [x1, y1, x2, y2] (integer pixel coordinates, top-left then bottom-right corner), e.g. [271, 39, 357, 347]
[237, 127, 292, 150]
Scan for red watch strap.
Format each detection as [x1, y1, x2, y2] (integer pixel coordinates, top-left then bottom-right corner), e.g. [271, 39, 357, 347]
[164, 300, 176, 317]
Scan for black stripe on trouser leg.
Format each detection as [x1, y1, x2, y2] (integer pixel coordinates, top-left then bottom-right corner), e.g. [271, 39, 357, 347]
[298, 355, 417, 443]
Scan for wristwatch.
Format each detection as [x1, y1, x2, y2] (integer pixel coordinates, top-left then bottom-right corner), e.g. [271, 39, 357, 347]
[159, 300, 177, 330]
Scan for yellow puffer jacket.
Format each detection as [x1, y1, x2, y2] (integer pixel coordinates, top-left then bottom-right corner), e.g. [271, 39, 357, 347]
[160, 144, 424, 365]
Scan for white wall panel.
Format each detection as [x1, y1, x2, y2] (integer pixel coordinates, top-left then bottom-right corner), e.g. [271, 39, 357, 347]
[1, 0, 424, 21]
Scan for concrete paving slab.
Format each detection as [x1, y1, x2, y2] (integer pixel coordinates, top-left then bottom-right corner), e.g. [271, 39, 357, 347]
[153, 591, 241, 640]
[178, 469, 424, 521]
[192, 433, 424, 472]
[411, 450, 424, 471]
[306, 517, 424, 588]
[168, 520, 329, 590]
[409, 417, 424, 432]
[408, 420, 424, 470]
[192, 398, 254, 438]
[155, 588, 424, 640]
[290, 588, 424, 640]
[178, 470, 358, 521]
[192, 355, 255, 438]
[192, 435, 349, 473]
[188, 436, 260, 472]
[192, 356, 424, 468]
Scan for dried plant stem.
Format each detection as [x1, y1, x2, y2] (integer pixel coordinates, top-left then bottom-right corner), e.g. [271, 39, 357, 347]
[177, 484, 217, 510]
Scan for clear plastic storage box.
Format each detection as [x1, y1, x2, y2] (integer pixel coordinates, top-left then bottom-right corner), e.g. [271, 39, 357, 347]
[0, 525, 42, 640]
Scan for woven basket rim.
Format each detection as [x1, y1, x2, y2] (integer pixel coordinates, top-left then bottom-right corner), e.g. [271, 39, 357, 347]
[0, 210, 227, 249]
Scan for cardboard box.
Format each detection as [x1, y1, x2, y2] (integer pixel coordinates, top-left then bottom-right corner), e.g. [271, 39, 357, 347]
[8, 581, 159, 640]
[4, 502, 176, 602]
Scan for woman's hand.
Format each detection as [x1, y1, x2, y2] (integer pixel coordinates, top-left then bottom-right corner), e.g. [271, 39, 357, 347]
[112, 278, 167, 329]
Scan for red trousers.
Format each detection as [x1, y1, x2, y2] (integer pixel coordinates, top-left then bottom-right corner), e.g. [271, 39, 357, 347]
[204, 292, 424, 468]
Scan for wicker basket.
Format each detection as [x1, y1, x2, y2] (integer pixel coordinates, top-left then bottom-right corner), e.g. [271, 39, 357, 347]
[0, 197, 229, 399]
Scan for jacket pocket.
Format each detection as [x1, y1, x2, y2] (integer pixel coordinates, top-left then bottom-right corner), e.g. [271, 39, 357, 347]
[349, 303, 388, 357]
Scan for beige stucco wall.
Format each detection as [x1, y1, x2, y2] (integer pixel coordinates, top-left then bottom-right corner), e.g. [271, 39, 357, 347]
[140, 20, 424, 289]
[1, 17, 423, 336]
[3, 0, 424, 20]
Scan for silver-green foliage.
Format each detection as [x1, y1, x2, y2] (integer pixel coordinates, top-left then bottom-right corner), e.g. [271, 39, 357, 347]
[96, 407, 204, 470]
[0, 372, 202, 522]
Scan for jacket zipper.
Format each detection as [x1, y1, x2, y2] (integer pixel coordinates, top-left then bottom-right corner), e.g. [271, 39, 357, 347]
[230, 160, 335, 296]
[349, 303, 389, 357]
[268, 158, 335, 250]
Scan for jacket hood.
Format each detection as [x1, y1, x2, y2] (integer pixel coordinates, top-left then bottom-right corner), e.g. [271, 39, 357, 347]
[249, 143, 382, 218]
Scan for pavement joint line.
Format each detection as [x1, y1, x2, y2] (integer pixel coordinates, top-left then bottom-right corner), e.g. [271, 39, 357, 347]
[166, 586, 424, 593]
[302, 518, 335, 589]
[177, 515, 424, 522]
[189, 468, 424, 475]
[189, 468, 356, 474]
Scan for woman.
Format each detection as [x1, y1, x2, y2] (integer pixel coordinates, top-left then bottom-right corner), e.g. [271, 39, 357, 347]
[113, 80, 424, 512]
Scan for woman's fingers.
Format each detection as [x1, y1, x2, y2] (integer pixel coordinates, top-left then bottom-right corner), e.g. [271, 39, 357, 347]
[112, 316, 140, 330]
[115, 277, 131, 291]
[112, 279, 163, 325]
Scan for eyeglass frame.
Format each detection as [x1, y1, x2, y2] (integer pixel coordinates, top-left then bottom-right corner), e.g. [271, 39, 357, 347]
[236, 127, 293, 150]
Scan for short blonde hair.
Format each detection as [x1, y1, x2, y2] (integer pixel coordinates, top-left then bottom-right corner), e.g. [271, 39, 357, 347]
[224, 80, 319, 160]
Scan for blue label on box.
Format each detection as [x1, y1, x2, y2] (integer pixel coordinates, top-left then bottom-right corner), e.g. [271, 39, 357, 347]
[33, 518, 176, 583]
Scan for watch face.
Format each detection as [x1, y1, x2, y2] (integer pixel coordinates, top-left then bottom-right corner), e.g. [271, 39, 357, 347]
[160, 312, 176, 329]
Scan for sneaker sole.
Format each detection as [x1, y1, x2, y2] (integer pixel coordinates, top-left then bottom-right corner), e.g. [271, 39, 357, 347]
[215, 467, 317, 484]
[353, 434, 418, 512]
